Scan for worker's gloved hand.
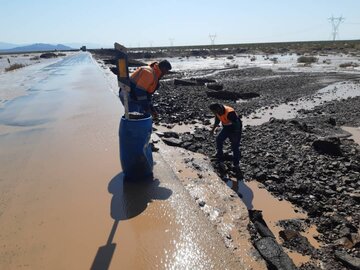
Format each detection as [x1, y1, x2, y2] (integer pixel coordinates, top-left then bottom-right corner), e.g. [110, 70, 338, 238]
[119, 82, 131, 93]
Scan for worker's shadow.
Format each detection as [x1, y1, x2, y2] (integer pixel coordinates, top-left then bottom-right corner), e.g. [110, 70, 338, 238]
[225, 177, 254, 210]
[90, 173, 172, 270]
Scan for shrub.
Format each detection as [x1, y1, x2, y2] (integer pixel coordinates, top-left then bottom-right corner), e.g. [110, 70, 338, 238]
[339, 62, 359, 68]
[270, 57, 278, 64]
[5, 63, 25, 72]
[30, 56, 40, 60]
[40, 52, 58, 59]
[297, 56, 318, 64]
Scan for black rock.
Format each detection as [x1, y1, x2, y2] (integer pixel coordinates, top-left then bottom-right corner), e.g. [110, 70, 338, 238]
[334, 250, 360, 270]
[312, 138, 342, 156]
[162, 138, 182, 147]
[206, 83, 224, 91]
[255, 237, 297, 270]
[174, 79, 198, 86]
[163, 131, 180, 138]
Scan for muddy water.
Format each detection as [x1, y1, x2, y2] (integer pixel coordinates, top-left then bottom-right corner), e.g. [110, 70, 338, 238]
[155, 121, 208, 134]
[243, 81, 360, 126]
[234, 180, 321, 266]
[342, 126, 360, 145]
[157, 140, 268, 269]
[0, 53, 243, 269]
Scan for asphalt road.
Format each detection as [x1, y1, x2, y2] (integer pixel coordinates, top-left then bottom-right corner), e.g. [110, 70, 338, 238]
[0, 52, 243, 270]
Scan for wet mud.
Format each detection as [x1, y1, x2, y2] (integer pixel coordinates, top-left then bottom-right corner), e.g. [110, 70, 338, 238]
[93, 47, 360, 269]
[151, 67, 360, 269]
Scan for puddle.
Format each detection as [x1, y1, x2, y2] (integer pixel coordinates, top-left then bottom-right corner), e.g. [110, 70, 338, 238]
[156, 140, 267, 269]
[341, 126, 360, 145]
[243, 81, 360, 126]
[155, 122, 207, 134]
[154, 125, 323, 267]
[234, 180, 321, 266]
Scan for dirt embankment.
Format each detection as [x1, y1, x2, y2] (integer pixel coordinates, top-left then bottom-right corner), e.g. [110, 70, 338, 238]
[91, 45, 360, 269]
[152, 67, 360, 269]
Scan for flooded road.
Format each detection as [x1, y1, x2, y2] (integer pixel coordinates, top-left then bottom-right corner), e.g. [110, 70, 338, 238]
[0, 53, 242, 269]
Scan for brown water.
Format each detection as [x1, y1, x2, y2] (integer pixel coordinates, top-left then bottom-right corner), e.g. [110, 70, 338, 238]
[342, 126, 360, 145]
[157, 142, 268, 269]
[0, 53, 242, 269]
[155, 121, 206, 134]
[243, 81, 360, 126]
[236, 180, 321, 266]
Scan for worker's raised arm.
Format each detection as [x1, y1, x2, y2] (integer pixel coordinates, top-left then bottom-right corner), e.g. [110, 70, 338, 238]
[210, 116, 220, 135]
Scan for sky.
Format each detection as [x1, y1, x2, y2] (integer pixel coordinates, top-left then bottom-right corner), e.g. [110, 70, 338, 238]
[1, 0, 359, 48]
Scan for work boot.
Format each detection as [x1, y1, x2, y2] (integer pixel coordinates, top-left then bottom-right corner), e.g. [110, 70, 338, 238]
[210, 153, 223, 162]
[233, 166, 243, 180]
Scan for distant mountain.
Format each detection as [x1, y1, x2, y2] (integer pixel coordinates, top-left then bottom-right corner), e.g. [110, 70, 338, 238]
[0, 42, 19, 50]
[1, 43, 74, 53]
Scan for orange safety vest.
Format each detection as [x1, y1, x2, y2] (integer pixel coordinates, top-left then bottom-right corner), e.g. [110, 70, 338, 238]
[130, 63, 162, 94]
[216, 106, 236, 126]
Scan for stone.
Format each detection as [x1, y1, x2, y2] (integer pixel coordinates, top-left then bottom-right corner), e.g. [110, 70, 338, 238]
[161, 138, 182, 147]
[206, 82, 224, 91]
[334, 250, 360, 269]
[255, 237, 297, 270]
[312, 138, 342, 156]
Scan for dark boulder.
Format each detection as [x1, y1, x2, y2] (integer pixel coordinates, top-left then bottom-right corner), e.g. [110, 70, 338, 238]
[161, 138, 182, 147]
[312, 137, 342, 156]
[206, 90, 239, 100]
[174, 79, 198, 86]
[206, 90, 259, 100]
[255, 237, 297, 270]
[249, 210, 275, 238]
[163, 131, 180, 138]
[206, 83, 224, 91]
[193, 78, 216, 84]
[40, 52, 58, 59]
[238, 92, 260, 99]
[334, 251, 360, 270]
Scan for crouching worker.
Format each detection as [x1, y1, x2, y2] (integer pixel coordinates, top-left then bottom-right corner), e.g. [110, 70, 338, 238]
[119, 60, 172, 118]
[209, 103, 243, 175]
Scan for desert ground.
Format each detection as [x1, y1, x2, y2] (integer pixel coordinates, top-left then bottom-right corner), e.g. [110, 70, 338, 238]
[92, 40, 360, 269]
[0, 40, 359, 269]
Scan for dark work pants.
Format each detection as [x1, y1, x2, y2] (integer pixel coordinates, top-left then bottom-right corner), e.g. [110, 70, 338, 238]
[216, 127, 241, 166]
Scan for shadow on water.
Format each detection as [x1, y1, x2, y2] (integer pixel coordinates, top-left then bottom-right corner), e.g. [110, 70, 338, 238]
[225, 177, 254, 210]
[90, 172, 172, 270]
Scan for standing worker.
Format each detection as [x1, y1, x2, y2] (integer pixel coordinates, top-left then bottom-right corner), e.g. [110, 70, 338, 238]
[119, 60, 172, 117]
[209, 103, 242, 175]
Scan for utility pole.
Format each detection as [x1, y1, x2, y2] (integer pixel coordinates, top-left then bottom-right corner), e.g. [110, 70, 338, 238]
[209, 33, 217, 45]
[328, 15, 345, 41]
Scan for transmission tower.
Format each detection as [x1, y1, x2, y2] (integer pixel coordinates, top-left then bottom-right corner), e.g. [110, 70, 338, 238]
[328, 15, 345, 41]
[169, 38, 174, 46]
[209, 33, 217, 45]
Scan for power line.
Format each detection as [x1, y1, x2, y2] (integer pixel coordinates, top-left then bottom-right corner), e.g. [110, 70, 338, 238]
[209, 33, 217, 45]
[328, 15, 345, 41]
